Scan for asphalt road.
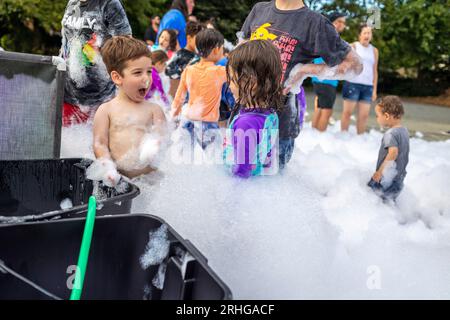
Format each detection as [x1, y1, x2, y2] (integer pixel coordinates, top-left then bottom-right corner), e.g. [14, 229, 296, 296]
[304, 89, 450, 141]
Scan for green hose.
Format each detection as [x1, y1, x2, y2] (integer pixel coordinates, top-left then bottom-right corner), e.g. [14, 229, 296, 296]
[70, 196, 97, 300]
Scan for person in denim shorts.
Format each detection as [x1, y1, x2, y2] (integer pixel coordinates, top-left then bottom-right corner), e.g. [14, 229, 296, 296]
[341, 24, 379, 134]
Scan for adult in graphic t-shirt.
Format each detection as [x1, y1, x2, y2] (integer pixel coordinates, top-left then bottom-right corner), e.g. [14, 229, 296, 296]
[60, 0, 132, 126]
[240, 0, 363, 168]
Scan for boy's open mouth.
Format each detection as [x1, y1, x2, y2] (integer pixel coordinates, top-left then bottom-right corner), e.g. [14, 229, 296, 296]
[138, 88, 147, 97]
[138, 80, 150, 98]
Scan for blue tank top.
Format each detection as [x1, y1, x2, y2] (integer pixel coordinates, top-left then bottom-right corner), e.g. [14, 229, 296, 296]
[311, 58, 339, 87]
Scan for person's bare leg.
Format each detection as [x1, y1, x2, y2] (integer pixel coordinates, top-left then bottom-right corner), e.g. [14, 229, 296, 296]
[317, 109, 333, 132]
[312, 96, 320, 129]
[356, 102, 371, 134]
[341, 99, 357, 131]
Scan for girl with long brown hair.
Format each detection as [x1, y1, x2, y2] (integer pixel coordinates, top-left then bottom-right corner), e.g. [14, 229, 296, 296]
[224, 40, 283, 178]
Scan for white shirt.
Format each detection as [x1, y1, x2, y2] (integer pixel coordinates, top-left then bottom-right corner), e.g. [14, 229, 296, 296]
[350, 42, 376, 86]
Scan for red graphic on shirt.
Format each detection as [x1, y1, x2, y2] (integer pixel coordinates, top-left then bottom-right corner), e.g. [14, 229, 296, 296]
[272, 35, 299, 80]
[250, 23, 299, 81]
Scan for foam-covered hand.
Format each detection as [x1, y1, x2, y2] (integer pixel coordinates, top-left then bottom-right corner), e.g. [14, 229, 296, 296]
[139, 138, 161, 165]
[86, 158, 121, 187]
[284, 64, 311, 94]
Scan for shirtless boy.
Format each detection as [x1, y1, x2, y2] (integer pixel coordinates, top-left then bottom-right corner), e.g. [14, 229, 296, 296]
[93, 36, 166, 181]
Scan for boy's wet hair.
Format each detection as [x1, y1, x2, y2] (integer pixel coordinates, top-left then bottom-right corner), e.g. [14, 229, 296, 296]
[159, 29, 178, 51]
[377, 95, 404, 119]
[195, 29, 224, 58]
[227, 40, 283, 111]
[186, 21, 204, 37]
[101, 36, 151, 76]
[151, 50, 169, 65]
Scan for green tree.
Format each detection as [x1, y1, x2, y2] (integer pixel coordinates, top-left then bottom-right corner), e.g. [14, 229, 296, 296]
[0, 0, 448, 95]
[379, 0, 449, 74]
[0, 0, 169, 54]
[194, 0, 258, 40]
[122, 0, 167, 40]
[321, 0, 449, 95]
[0, 0, 66, 54]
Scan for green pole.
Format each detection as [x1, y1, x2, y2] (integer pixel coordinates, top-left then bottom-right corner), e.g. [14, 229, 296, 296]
[70, 196, 97, 300]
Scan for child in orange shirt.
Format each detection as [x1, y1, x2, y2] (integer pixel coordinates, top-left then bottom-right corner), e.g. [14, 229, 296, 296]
[170, 28, 226, 149]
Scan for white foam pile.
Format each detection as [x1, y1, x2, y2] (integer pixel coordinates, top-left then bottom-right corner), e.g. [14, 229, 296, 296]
[59, 198, 73, 210]
[140, 224, 170, 270]
[61, 121, 450, 299]
[86, 158, 121, 188]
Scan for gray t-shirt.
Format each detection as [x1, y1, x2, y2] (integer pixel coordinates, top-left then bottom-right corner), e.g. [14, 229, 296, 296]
[376, 127, 410, 183]
[241, 2, 351, 139]
[241, 2, 351, 82]
[61, 0, 132, 107]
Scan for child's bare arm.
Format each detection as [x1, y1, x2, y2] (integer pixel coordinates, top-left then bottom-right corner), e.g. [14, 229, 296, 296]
[93, 105, 112, 160]
[373, 147, 399, 182]
[285, 49, 363, 94]
[91, 104, 122, 187]
[170, 69, 188, 118]
[152, 104, 167, 137]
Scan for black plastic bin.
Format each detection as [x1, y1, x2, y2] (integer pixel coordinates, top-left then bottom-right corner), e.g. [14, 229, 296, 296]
[0, 214, 232, 300]
[0, 158, 140, 223]
[0, 50, 65, 160]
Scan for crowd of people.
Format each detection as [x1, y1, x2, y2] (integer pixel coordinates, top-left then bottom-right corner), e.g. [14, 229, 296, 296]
[311, 13, 379, 134]
[59, 0, 410, 202]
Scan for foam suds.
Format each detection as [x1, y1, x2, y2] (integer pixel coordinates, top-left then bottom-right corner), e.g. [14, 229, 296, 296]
[139, 134, 162, 166]
[61, 121, 450, 299]
[380, 161, 398, 189]
[60, 198, 73, 210]
[140, 224, 170, 270]
[286, 62, 361, 94]
[86, 158, 122, 187]
[67, 38, 88, 87]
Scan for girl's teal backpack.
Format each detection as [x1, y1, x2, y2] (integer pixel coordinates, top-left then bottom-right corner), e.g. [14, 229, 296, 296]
[223, 112, 279, 177]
